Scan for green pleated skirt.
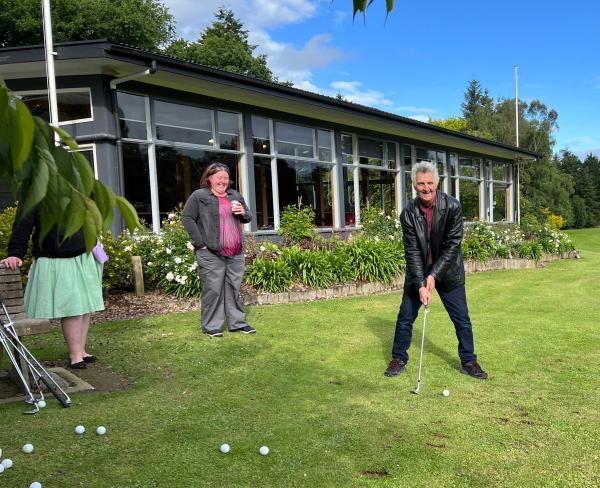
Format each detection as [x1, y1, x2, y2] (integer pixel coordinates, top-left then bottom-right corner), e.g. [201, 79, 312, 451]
[24, 253, 105, 319]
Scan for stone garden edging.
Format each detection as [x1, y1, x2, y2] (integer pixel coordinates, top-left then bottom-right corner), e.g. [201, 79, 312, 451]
[240, 252, 579, 307]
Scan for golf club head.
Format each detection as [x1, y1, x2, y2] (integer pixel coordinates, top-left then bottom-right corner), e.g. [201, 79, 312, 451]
[411, 383, 421, 395]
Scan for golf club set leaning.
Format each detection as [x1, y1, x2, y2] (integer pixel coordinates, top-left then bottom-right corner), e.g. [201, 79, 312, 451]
[0, 297, 70, 413]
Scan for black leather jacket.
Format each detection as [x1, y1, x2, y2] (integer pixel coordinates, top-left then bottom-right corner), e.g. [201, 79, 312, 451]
[400, 191, 465, 293]
[182, 188, 252, 253]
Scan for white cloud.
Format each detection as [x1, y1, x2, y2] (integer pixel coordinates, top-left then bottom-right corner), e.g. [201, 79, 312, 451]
[164, 0, 318, 39]
[329, 81, 394, 107]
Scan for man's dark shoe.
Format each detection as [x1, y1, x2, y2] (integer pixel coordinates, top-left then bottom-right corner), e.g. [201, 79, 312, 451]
[230, 325, 256, 334]
[460, 361, 488, 379]
[204, 330, 223, 338]
[384, 358, 406, 377]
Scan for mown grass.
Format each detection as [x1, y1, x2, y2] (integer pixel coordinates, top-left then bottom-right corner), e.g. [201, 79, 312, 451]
[1, 229, 598, 487]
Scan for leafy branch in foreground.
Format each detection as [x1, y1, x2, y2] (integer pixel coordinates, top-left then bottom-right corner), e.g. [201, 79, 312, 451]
[0, 83, 139, 249]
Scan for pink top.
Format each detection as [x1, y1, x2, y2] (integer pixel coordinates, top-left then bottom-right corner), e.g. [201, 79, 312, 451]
[218, 196, 242, 256]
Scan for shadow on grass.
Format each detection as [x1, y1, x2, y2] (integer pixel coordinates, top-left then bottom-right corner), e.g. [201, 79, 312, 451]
[365, 313, 460, 372]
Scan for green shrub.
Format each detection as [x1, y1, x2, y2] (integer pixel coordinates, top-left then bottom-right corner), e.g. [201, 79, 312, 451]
[360, 205, 402, 242]
[245, 257, 293, 293]
[346, 237, 404, 283]
[100, 231, 134, 290]
[0, 206, 33, 279]
[517, 241, 544, 260]
[295, 250, 334, 289]
[328, 245, 358, 284]
[462, 238, 491, 262]
[279, 205, 316, 244]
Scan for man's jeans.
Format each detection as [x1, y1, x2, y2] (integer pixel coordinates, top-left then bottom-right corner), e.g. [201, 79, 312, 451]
[392, 285, 477, 366]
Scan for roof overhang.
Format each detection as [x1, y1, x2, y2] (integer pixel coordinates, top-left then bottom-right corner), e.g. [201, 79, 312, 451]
[0, 40, 540, 161]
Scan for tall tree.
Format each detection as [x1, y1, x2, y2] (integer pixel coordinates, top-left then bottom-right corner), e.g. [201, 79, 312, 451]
[0, 0, 175, 50]
[164, 8, 274, 82]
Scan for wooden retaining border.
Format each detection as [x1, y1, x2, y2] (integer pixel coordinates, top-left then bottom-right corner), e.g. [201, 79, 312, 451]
[241, 252, 579, 306]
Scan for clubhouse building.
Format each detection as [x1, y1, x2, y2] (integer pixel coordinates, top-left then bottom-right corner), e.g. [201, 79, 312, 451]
[0, 40, 538, 234]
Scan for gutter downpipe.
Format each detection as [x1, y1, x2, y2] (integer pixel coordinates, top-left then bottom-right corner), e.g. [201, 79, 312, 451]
[109, 60, 157, 90]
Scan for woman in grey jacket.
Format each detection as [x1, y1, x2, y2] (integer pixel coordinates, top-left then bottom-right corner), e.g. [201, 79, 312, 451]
[182, 163, 255, 337]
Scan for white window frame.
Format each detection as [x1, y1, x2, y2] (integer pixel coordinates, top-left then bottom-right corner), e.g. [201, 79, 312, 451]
[15, 88, 94, 125]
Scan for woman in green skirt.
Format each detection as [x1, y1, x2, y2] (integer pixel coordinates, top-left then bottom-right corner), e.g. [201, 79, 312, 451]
[1, 207, 104, 369]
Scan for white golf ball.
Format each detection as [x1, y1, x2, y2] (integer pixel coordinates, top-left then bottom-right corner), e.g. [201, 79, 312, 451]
[23, 443, 34, 453]
[0, 464, 4, 474]
[96, 426, 106, 435]
[2, 458, 13, 469]
[259, 446, 269, 456]
[219, 443, 230, 454]
[30, 482, 42, 488]
[442, 389, 450, 397]
[74, 425, 85, 435]
[37, 400, 46, 409]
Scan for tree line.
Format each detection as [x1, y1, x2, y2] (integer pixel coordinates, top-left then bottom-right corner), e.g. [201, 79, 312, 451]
[432, 80, 600, 229]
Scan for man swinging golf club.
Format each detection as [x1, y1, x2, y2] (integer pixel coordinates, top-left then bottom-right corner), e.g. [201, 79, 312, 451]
[385, 161, 488, 380]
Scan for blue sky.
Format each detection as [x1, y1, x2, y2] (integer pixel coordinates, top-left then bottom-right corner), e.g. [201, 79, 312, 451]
[164, 0, 600, 159]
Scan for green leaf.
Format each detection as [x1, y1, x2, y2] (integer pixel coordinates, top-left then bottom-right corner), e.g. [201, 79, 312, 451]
[38, 172, 60, 243]
[116, 195, 141, 232]
[52, 125, 78, 150]
[353, 0, 367, 18]
[93, 180, 115, 229]
[22, 149, 49, 216]
[0, 86, 9, 130]
[63, 192, 87, 239]
[73, 151, 94, 195]
[7, 98, 34, 171]
[82, 198, 103, 251]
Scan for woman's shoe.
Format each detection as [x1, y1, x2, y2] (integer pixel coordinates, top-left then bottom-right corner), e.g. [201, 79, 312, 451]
[69, 361, 87, 369]
[83, 355, 97, 363]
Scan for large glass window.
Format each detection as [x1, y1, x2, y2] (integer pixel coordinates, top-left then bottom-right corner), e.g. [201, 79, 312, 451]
[458, 156, 480, 178]
[358, 137, 383, 166]
[317, 129, 333, 162]
[252, 116, 271, 154]
[386, 142, 397, 169]
[18, 89, 92, 124]
[254, 157, 274, 230]
[341, 134, 354, 164]
[122, 143, 151, 224]
[277, 159, 333, 227]
[460, 179, 480, 220]
[493, 183, 508, 222]
[343, 167, 356, 226]
[117, 92, 147, 140]
[276, 122, 314, 158]
[154, 100, 212, 145]
[155, 146, 239, 219]
[218, 111, 240, 150]
[359, 168, 396, 213]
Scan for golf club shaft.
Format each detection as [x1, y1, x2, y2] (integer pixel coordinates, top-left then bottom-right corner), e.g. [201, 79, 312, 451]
[414, 305, 429, 393]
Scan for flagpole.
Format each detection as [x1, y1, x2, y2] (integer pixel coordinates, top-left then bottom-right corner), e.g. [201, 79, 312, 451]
[514, 64, 520, 224]
[42, 0, 59, 141]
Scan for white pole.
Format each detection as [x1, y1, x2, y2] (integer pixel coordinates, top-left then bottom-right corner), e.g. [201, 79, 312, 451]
[514, 64, 519, 148]
[42, 0, 59, 139]
[514, 64, 520, 223]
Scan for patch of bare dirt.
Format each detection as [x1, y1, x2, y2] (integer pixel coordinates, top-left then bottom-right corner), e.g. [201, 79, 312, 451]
[90, 289, 198, 324]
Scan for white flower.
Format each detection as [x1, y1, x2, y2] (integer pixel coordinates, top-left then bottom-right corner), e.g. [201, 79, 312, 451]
[168, 213, 175, 220]
[379, 210, 385, 216]
[389, 235, 395, 240]
[186, 242, 195, 251]
[188, 262, 198, 272]
[147, 262, 153, 267]
[174, 257, 182, 264]
[260, 245, 266, 252]
[374, 236, 380, 242]
[166, 272, 174, 281]
[165, 248, 172, 254]
[124, 246, 132, 252]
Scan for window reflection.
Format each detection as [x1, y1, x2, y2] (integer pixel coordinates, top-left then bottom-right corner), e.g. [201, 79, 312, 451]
[358, 137, 383, 166]
[252, 116, 271, 154]
[277, 159, 332, 227]
[493, 183, 508, 222]
[276, 122, 314, 158]
[19, 89, 92, 124]
[122, 142, 151, 224]
[155, 146, 239, 219]
[117, 92, 147, 140]
[154, 100, 212, 145]
[359, 168, 395, 213]
[459, 179, 479, 220]
[218, 111, 240, 150]
[254, 157, 274, 230]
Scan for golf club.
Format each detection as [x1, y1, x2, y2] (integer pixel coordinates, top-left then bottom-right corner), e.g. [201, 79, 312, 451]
[411, 304, 429, 395]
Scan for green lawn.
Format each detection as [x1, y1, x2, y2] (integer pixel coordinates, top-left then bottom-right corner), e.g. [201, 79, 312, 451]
[1, 229, 599, 487]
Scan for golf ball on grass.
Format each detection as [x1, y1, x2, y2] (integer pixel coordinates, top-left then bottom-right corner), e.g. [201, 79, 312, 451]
[220, 443, 230, 454]
[2, 459, 13, 469]
[259, 446, 269, 456]
[0, 464, 4, 474]
[96, 426, 107, 435]
[23, 443, 34, 453]
[37, 400, 46, 409]
[30, 482, 42, 488]
[442, 389, 450, 397]
[74, 425, 85, 435]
